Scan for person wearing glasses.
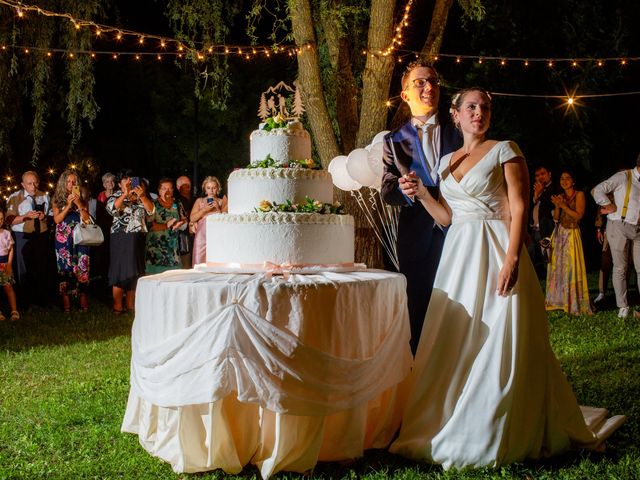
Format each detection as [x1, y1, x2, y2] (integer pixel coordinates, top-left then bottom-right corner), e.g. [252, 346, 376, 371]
[381, 60, 462, 354]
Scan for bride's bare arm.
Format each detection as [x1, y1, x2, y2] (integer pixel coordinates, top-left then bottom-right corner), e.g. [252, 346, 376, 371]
[497, 157, 528, 296]
[399, 174, 452, 226]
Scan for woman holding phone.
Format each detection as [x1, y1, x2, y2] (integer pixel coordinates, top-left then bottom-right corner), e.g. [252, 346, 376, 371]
[52, 170, 91, 312]
[189, 176, 228, 265]
[106, 169, 155, 314]
[145, 178, 188, 274]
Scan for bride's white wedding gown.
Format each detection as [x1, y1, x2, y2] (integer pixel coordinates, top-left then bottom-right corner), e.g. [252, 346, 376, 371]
[390, 141, 625, 469]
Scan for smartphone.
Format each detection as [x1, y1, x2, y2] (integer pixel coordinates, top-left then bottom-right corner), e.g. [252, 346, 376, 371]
[207, 197, 214, 205]
[72, 185, 80, 196]
[131, 177, 140, 188]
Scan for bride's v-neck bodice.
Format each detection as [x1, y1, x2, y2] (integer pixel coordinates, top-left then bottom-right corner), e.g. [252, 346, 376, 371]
[438, 141, 522, 223]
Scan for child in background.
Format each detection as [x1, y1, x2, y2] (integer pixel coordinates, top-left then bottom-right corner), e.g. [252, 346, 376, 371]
[0, 210, 19, 321]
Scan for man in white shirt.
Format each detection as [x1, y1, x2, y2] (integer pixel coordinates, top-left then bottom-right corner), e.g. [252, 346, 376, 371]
[591, 154, 640, 318]
[5, 171, 52, 308]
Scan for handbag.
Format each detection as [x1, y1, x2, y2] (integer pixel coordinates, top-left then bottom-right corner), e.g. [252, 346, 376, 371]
[73, 217, 105, 246]
[178, 229, 192, 255]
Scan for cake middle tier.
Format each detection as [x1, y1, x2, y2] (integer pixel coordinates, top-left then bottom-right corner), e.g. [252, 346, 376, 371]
[206, 212, 354, 266]
[227, 168, 334, 214]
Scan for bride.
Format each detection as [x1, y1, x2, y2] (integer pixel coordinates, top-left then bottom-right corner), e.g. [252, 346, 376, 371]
[390, 87, 625, 469]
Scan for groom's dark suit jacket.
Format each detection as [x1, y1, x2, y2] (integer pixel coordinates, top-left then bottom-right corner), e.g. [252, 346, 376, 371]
[381, 114, 461, 353]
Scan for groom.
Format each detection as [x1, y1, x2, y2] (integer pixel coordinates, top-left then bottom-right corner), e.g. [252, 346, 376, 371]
[381, 61, 461, 354]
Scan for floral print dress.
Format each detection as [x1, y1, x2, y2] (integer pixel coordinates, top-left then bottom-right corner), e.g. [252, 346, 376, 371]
[145, 200, 185, 274]
[55, 210, 90, 293]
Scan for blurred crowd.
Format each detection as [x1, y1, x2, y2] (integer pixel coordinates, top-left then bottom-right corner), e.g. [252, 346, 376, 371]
[0, 169, 227, 318]
[2, 157, 640, 320]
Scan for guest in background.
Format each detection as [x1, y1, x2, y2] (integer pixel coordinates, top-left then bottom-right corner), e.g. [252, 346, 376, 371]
[592, 154, 640, 318]
[5, 171, 51, 309]
[145, 178, 188, 274]
[81, 185, 97, 219]
[381, 60, 462, 354]
[0, 210, 19, 321]
[107, 170, 154, 314]
[190, 176, 228, 265]
[176, 175, 194, 268]
[51, 170, 91, 313]
[545, 169, 592, 315]
[528, 165, 556, 279]
[97, 173, 115, 205]
[594, 208, 613, 306]
[95, 173, 115, 286]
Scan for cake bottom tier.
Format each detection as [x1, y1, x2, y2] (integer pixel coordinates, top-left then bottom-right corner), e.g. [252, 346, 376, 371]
[205, 212, 355, 268]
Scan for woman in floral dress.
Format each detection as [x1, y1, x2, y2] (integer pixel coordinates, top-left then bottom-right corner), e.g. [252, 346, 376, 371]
[145, 178, 188, 274]
[51, 170, 91, 312]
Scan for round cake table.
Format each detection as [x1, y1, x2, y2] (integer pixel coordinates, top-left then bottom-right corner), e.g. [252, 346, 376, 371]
[121, 269, 412, 478]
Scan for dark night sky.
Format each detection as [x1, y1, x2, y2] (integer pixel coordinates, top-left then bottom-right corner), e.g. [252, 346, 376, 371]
[2, 0, 639, 204]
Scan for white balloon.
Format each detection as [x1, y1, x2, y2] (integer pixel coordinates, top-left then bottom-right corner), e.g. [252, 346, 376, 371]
[347, 148, 377, 187]
[328, 155, 346, 175]
[367, 142, 384, 178]
[371, 130, 390, 146]
[328, 155, 361, 191]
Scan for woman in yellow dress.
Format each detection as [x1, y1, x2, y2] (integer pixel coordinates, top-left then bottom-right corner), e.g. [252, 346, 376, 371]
[545, 169, 592, 314]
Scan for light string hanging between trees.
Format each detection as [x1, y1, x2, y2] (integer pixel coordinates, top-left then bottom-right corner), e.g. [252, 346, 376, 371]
[2, 1, 640, 112]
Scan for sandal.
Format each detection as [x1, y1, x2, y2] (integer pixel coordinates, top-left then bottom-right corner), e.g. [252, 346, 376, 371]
[10, 311, 20, 321]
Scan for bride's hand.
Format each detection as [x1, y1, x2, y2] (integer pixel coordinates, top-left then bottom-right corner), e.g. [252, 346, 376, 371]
[497, 257, 519, 296]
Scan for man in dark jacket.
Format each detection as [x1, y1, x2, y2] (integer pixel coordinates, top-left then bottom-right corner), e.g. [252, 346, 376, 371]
[381, 61, 462, 354]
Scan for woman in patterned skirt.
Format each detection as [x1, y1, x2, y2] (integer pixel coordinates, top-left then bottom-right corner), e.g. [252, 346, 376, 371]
[51, 170, 91, 313]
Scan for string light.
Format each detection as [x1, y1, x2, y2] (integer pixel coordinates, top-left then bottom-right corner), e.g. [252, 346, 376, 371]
[0, 0, 293, 57]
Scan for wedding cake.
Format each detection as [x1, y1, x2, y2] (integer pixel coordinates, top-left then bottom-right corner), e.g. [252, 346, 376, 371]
[203, 117, 355, 272]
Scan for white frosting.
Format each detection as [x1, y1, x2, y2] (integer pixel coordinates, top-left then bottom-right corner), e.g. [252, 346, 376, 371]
[228, 168, 334, 214]
[249, 122, 312, 164]
[206, 213, 354, 266]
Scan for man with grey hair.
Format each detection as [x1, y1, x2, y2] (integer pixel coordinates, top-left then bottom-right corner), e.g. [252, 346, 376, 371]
[5, 171, 51, 308]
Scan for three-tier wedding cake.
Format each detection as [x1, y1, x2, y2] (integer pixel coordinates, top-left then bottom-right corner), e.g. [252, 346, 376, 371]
[202, 116, 355, 272]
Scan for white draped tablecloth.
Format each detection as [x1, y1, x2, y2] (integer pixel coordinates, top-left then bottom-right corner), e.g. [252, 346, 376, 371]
[121, 269, 412, 478]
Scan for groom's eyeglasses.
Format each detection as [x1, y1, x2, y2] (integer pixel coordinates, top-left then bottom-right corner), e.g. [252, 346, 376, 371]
[408, 77, 440, 89]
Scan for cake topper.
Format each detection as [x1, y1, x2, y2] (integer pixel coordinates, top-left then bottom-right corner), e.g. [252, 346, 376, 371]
[257, 81, 305, 121]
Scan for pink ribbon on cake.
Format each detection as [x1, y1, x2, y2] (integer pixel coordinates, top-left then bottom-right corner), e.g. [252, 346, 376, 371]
[205, 261, 363, 279]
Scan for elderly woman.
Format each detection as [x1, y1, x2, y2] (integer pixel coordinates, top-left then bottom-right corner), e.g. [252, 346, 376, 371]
[95, 173, 116, 284]
[106, 169, 154, 314]
[145, 178, 188, 274]
[51, 170, 91, 312]
[189, 176, 228, 265]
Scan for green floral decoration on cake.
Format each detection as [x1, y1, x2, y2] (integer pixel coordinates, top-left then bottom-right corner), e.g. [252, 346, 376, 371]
[261, 114, 288, 132]
[248, 154, 321, 170]
[256, 197, 345, 215]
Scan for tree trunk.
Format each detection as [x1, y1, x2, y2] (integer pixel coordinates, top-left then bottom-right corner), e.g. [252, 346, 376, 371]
[422, 0, 455, 55]
[356, 0, 396, 148]
[321, 4, 359, 153]
[289, 0, 340, 167]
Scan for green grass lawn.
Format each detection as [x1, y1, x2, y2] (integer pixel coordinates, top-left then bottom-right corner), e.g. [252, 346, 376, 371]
[0, 287, 638, 480]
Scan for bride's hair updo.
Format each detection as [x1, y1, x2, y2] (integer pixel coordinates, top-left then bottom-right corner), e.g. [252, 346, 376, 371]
[450, 87, 492, 112]
[450, 87, 493, 129]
